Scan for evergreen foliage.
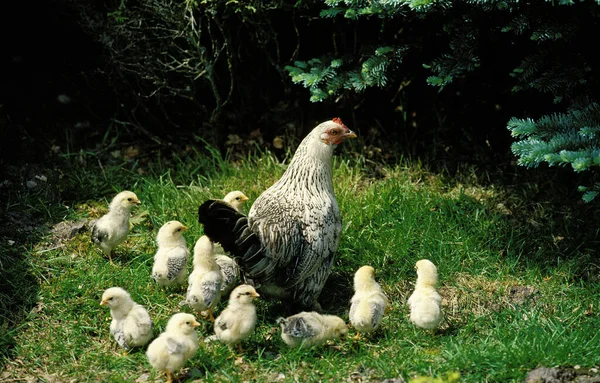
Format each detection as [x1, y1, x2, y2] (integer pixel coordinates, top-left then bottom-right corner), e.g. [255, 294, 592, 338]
[508, 104, 600, 202]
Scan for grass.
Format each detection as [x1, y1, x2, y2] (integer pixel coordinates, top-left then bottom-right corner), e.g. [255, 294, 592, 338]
[1, 145, 599, 383]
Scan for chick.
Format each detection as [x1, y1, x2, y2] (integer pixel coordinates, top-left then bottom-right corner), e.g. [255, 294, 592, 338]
[185, 235, 223, 322]
[152, 221, 189, 288]
[349, 265, 390, 339]
[100, 287, 153, 350]
[406, 259, 443, 331]
[222, 190, 249, 212]
[214, 253, 240, 296]
[146, 313, 201, 383]
[214, 284, 259, 353]
[277, 311, 348, 348]
[91, 191, 141, 264]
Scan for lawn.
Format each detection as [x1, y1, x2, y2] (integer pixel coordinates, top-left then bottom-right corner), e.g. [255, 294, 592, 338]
[1, 145, 599, 383]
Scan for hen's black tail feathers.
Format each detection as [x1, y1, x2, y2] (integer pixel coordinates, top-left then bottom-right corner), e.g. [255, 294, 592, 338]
[198, 200, 266, 277]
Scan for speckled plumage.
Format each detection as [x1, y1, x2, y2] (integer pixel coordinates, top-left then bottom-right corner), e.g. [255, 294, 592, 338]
[214, 253, 240, 295]
[100, 287, 153, 349]
[91, 191, 140, 263]
[185, 236, 222, 319]
[407, 259, 443, 331]
[198, 119, 356, 311]
[152, 221, 189, 288]
[277, 311, 348, 348]
[349, 266, 389, 335]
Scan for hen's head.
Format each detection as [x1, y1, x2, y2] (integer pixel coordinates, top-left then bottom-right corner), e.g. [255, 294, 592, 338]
[317, 118, 357, 146]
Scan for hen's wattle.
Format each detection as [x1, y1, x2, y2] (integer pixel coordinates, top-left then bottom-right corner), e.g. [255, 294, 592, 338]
[198, 119, 355, 312]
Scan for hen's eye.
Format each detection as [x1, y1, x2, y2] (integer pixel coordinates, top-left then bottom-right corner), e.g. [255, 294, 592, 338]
[329, 130, 338, 136]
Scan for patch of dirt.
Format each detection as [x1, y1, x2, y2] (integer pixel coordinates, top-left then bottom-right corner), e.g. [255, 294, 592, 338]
[508, 285, 539, 305]
[524, 367, 600, 383]
[50, 219, 90, 245]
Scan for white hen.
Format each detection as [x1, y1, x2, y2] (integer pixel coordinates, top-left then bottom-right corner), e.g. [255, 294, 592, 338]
[407, 259, 443, 331]
[277, 311, 348, 348]
[100, 287, 153, 349]
[349, 265, 389, 338]
[185, 235, 222, 321]
[214, 284, 259, 353]
[146, 312, 200, 383]
[91, 191, 141, 264]
[152, 221, 189, 288]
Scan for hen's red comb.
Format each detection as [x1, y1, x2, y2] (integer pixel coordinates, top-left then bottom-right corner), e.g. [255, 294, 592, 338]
[332, 117, 345, 127]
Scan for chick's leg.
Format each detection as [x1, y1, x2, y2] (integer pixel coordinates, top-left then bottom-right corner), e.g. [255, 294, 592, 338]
[208, 308, 215, 322]
[165, 370, 174, 383]
[108, 250, 115, 265]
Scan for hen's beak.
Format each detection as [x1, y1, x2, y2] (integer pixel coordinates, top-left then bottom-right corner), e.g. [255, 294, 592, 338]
[344, 130, 357, 139]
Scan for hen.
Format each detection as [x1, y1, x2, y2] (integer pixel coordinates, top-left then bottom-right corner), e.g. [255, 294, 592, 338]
[198, 118, 356, 312]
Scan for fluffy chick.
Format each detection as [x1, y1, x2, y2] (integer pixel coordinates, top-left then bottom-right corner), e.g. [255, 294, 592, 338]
[185, 235, 223, 322]
[407, 259, 443, 331]
[277, 311, 348, 348]
[91, 191, 141, 264]
[100, 287, 153, 350]
[214, 284, 259, 353]
[349, 265, 390, 339]
[213, 191, 246, 292]
[146, 313, 200, 383]
[152, 221, 189, 288]
[222, 190, 249, 212]
[214, 253, 240, 296]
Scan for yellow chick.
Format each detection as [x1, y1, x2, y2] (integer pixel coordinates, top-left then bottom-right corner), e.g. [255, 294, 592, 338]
[214, 284, 259, 353]
[100, 287, 153, 349]
[146, 313, 201, 383]
[185, 235, 223, 322]
[407, 259, 443, 331]
[222, 190, 249, 212]
[91, 191, 141, 264]
[349, 265, 390, 339]
[277, 311, 348, 348]
[151, 221, 189, 288]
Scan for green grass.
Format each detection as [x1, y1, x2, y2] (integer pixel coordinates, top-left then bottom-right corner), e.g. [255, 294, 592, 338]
[1, 146, 599, 382]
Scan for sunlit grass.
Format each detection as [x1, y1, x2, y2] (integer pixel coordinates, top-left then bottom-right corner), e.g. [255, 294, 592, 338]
[1, 146, 599, 382]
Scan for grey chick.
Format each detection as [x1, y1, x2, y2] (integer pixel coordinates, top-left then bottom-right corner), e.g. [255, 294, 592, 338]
[100, 287, 153, 350]
[91, 191, 141, 264]
[152, 221, 189, 288]
[277, 311, 348, 348]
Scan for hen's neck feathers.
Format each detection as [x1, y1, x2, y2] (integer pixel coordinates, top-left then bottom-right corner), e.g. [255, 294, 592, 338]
[272, 130, 335, 193]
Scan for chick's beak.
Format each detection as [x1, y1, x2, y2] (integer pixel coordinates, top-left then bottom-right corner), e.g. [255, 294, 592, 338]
[100, 300, 108, 306]
[181, 226, 189, 231]
[192, 320, 201, 328]
[251, 292, 260, 298]
[134, 199, 141, 205]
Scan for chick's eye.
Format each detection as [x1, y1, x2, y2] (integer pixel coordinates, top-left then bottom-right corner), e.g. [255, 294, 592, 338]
[235, 197, 241, 201]
[186, 321, 190, 325]
[127, 198, 132, 201]
[176, 228, 181, 232]
[108, 297, 113, 300]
